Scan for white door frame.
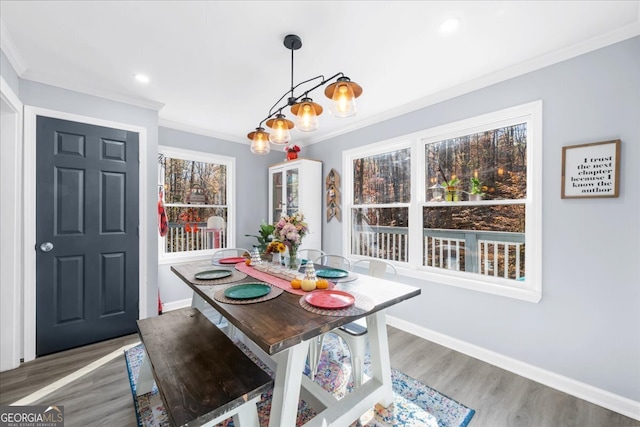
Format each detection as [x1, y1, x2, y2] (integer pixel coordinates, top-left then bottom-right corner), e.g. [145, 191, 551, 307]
[0, 77, 23, 371]
[23, 106, 149, 362]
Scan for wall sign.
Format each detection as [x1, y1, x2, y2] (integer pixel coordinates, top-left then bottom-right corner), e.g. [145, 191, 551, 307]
[326, 169, 341, 222]
[561, 139, 620, 199]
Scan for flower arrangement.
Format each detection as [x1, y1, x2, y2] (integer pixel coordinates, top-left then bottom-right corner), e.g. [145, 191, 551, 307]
[265, 240, 286, 255]
[284, 144, 300, 161]
[285, 144, 300, 154]
[273, 212, 308, 269]
[273, 211, 307, 246]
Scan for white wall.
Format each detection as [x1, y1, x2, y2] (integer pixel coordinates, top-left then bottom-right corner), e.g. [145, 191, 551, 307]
[307, 36, 640, 406]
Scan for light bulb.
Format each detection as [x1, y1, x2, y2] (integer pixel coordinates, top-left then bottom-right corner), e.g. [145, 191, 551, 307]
[330, 82, 357, 118]
[297, 105, 317, 131]
[249, 128, 270, 155]
[267, 114, 292, 145]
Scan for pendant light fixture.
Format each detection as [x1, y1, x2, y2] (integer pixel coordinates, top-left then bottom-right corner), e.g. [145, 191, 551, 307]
[247, 34, 363, 154]
[248, 127, 271, 155]
[290, 97, 322, 132]
[266, 113, 294, 144]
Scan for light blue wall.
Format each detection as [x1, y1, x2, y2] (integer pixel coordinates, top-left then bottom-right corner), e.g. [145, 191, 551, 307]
[157, 127, 277, 303]
[306, 37, 640, 401]
[18, 79, 160, 318]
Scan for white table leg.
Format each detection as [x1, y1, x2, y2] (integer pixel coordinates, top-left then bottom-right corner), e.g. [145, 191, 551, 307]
[366, 310, 394, 407]
[191, 291, 206, 311]
[268, 341, 309, 427]
[136, 347, 155, 396]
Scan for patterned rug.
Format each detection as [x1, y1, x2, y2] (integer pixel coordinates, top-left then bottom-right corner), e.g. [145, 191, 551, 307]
[124, 334, 474, 427]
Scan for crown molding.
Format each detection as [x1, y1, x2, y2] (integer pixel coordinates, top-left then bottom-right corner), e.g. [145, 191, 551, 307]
[158, 118, 248, 145]
[307, 20, 640, 146]
[20, 69, 165, 111]
[0, 19, 27, 76]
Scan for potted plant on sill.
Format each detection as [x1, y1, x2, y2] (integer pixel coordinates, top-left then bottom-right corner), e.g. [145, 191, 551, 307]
[469, 177, 485, 201]
[442, 177, 460, 202]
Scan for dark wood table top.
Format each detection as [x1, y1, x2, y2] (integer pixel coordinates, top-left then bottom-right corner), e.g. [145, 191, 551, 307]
[171, 260, 420, 355]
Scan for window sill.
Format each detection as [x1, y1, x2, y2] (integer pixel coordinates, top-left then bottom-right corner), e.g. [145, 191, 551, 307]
[397, 266, 541, 303]
[158, 252, 213, 265]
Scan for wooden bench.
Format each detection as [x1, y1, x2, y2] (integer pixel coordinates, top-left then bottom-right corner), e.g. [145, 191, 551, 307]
[136, 307, 273, 427]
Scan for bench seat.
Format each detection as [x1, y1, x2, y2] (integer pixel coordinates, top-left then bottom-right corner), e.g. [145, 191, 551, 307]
[136, 307, 273, 427]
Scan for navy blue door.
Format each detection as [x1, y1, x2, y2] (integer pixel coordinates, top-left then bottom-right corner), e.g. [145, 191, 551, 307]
[36, 116, 139, 356]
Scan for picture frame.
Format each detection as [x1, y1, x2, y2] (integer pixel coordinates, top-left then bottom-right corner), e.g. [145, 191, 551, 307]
[561, 139, 620, 199]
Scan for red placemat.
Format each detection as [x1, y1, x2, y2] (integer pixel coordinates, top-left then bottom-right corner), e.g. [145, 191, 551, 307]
[235, 262, 334, 296]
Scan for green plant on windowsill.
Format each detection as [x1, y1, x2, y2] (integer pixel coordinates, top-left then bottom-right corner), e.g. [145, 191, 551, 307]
[441, 177, 460, 201]
[469, 177, 486, 201]
[245, 222, 275, 254]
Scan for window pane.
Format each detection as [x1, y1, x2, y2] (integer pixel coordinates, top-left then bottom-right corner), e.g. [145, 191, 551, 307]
[425, 123, 527, 201]
[353, 148, 411, 204]
[163, 207, 228, 253]
[351, 207, 409, 262]
[422, 205, 525, 280]
[163, 158, 227, 205]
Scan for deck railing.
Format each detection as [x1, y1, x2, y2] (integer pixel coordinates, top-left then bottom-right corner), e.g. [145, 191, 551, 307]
[352, 226, 525, 280]
[164, 222, 226, 253]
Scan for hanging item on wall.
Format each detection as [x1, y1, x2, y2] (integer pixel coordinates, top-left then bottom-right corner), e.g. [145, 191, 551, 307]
[561, 139, 620, 199]
[158, 188, 168, 237]
[326, 169, 341, 222]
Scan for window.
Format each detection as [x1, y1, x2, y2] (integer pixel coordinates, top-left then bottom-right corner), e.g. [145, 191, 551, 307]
[351, 144, 411, 261]
[158, 147, 235, 261]
[344, 102, 542, 302]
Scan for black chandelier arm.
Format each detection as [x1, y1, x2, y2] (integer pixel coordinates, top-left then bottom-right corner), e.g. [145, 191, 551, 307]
[262, 72, 347, 123]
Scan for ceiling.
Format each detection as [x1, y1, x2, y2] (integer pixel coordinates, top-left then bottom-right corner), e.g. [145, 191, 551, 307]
[1, 1, 639, 148]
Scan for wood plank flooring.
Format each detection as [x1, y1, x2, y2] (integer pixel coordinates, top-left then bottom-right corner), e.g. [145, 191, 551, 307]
[0, 326, 637, 427]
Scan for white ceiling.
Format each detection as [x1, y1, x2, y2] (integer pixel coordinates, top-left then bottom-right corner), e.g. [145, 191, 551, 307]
[1, 1, 639, 148]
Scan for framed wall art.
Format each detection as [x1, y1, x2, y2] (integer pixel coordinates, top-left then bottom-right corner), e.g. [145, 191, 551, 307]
[561, 139, 620, 199]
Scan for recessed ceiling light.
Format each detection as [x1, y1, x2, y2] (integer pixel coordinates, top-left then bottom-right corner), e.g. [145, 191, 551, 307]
[439, 18, 460, 34]
[135, 74, 150, 84]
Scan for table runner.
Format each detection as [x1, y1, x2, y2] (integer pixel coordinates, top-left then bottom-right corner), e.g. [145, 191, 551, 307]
[235, 262, 335, 296]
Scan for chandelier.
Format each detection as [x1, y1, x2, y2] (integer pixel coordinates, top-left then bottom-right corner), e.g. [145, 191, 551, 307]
[248, 34, 363, 155]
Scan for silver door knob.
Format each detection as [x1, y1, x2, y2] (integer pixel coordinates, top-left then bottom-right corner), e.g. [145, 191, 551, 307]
[40, 242, 54, 252]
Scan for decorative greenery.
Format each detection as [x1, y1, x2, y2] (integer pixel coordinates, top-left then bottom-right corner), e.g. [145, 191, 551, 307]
[245, 222, 275, 253]
[441, 177, 460, 188]
[470, 177, 485, 195]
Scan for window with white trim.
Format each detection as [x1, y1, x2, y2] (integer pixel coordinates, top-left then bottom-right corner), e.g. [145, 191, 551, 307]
[158, 147, 235, 261]
[344, 102, 542, 302]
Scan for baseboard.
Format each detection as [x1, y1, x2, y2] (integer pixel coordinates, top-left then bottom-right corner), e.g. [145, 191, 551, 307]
[386, 315, 640, 421]
[160, 298, 191, 313]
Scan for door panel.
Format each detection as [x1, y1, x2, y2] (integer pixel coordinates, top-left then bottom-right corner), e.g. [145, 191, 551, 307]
[36, 116, 139, 356]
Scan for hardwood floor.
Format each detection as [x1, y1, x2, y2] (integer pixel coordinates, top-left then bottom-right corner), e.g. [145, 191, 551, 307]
[0, 327, 637, 427]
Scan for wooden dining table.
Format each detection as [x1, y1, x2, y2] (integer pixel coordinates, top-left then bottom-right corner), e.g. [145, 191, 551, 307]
[171, 260, 421, 427]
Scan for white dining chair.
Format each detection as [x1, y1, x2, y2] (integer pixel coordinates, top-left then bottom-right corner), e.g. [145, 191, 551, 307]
[314, 254, 352, 270]
[312, 258, 397, 388]
[211, 247, 250, 263]
[297, 248, 326, 264]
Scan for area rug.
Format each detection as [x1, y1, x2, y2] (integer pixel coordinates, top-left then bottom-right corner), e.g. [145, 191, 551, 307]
[124, 334, 474, 427]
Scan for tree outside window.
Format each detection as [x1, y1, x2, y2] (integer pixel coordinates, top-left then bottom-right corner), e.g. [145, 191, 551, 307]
[159, 149, 231, 257]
